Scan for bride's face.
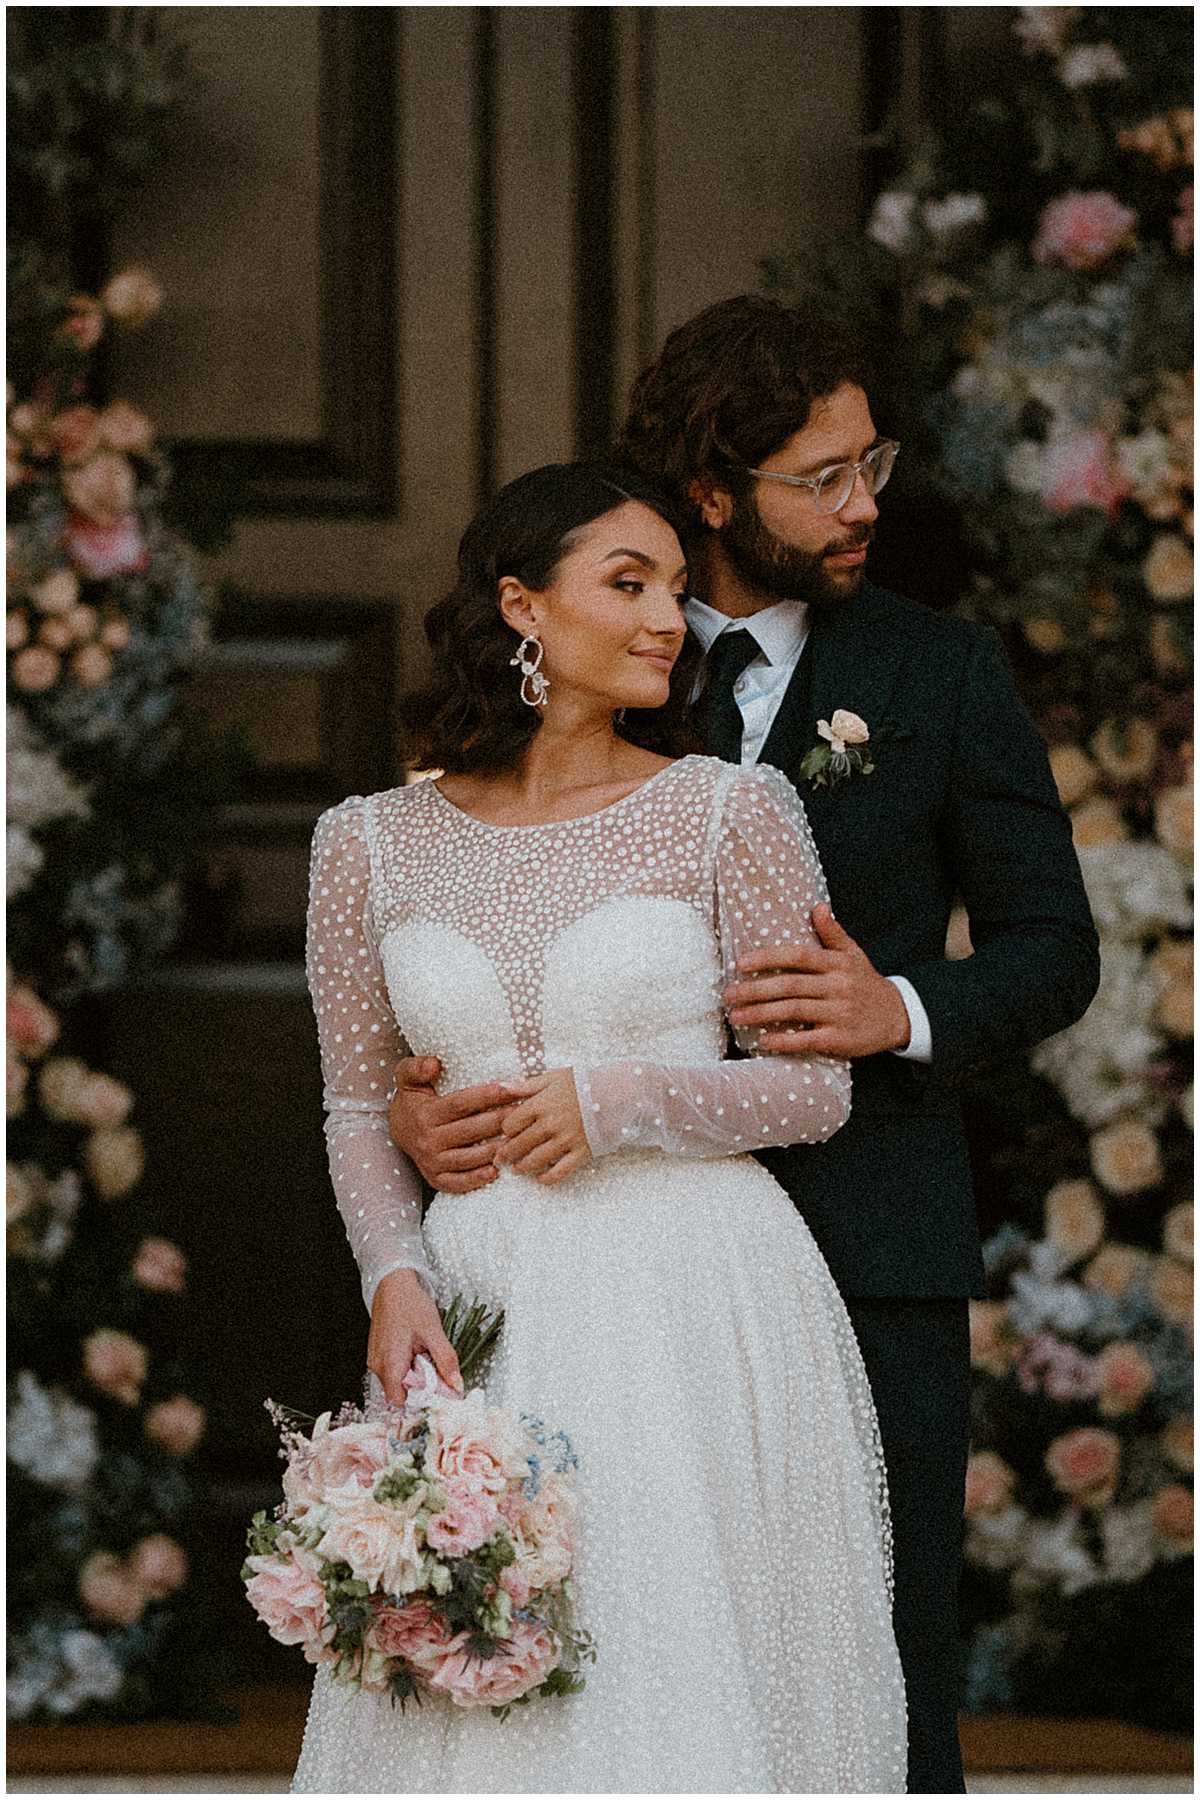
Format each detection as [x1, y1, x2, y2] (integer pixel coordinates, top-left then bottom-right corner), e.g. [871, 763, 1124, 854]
[502, 501, 688, 715]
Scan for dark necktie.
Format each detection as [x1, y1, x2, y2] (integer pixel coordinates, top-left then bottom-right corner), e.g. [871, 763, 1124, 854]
[702, 628, 761, 764]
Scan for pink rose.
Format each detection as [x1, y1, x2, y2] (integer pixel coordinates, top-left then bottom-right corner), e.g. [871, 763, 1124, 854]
[100, 614, 132, 651]
[71, 643, 114, 689]
[318, 1498, 425, 1595]
[425, 1486, 500, 1556]
[62, 451, 137, 527]
[57, 297, 105, 354]
[498, 1564, 532, 1609]
[30, 568, 80, 614]
[6, 986, 59, 1058]
[11, 645, 60, 693]
[39, 616, 74, 653]
[64, 509, 149, 580]
[305, 1416, 393, 1493]
[7, 610, 29, 650]
[1045, 1426, 1121, 1506]
[964, 1451, 1016, 1516]
[79, 1551, 146, 1626]
[1152, 1483, 1194, 1547]
[97, 401, 155, 456]
[1173, 184, 1193, 256]
[144, 1394, 206, 1455]
[83, 1327, 149, 1406]
[129, 1533, 188, 1598]
[1041, 431, 1130, 517]
[425, 1617, 559, 1709]
[1094, 1341, 1155, 1416]
[73, 1070, 133, 1128]
[131, 1236, 187, 1294]
[1032, 190, 1137, 271]
[1016, 1332, 1099, 1403]
[49, 406, 102, 466]
[425, 1398, 529, 1496]
[369, 1596, 452, 1664]
[510, 1480, 577, 1591]
[102, 267, 164, 327]
[245, 1547, 329, 1651]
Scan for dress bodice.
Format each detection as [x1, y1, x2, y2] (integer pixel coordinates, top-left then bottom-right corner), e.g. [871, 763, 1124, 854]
[365, 757, 729, 1090]
[305, 754, 851, 1309]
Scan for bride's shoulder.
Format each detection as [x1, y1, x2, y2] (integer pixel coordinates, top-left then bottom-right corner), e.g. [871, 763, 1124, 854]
[672, 754, 800, 808]
[313, 780, 429, 852]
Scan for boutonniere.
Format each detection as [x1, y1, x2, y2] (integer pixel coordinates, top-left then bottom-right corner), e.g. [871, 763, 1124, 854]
[799, 709, 876, 790]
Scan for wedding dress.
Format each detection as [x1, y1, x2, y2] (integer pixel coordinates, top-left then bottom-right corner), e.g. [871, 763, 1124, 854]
[291, 752, 906, 1794]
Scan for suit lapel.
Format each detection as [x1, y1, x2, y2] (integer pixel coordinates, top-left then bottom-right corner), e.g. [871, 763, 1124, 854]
[761, 584, 910, 831]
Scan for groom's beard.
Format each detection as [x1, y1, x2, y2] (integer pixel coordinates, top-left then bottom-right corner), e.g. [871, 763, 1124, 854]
[721, 491, 873, 609]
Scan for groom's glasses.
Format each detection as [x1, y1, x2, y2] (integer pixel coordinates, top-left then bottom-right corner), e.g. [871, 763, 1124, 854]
[745, 440, 900, 515]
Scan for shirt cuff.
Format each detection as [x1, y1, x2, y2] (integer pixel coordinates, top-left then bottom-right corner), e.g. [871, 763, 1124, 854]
[886, 975, 933, 1063]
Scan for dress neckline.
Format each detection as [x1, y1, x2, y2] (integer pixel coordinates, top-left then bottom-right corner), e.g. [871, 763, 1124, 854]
[428, 754, 695, 834]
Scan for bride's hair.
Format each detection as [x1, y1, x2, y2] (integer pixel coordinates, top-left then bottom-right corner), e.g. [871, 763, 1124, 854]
[401, 461, 705, 775]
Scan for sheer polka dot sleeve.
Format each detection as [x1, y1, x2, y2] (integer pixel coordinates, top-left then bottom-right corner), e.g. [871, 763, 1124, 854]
[306, 799, 432, 1312]
[574, 764, 851, 1159]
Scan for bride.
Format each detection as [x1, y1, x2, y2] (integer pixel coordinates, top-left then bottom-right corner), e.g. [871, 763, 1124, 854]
[291, 462, 906, 1793]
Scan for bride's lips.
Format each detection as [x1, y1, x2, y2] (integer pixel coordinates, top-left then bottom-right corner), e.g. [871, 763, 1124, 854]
[630, 651, 677, 671]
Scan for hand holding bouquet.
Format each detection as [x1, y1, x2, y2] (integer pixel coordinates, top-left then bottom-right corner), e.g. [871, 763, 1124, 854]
[243, 1297, 594, 1716]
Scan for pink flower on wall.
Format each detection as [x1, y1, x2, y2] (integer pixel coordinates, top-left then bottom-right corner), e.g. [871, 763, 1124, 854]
[1041, 431, 1131, 517]
[1032, 190, 1137, 270]
[64, 510, 149, 580]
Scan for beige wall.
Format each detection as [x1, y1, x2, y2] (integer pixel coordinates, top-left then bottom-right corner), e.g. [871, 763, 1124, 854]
[112, 9, 870, 683]
[111, 7, 1001, 722]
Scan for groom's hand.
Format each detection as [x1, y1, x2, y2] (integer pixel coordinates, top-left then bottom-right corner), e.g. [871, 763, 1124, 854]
[722, 903, 911, 1059]
[387, 1056, 527, 1193]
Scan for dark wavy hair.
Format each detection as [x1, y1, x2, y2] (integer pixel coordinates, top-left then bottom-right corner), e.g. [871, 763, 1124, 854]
[400, 461, 706, 775]
[617, 294, 874, 518]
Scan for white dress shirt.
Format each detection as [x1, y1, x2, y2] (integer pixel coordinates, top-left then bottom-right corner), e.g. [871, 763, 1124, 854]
[685, 595, 932, 1063]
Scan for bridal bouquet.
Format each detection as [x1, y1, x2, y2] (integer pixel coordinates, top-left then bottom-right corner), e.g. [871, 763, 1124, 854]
[242, 1298, 594, 1716]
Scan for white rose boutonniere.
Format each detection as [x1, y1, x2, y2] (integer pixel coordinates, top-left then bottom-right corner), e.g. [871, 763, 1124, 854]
[800, 709, 876, 789]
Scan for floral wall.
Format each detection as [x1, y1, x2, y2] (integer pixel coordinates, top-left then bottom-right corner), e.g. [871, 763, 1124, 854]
[767, 4, 1192, 1727]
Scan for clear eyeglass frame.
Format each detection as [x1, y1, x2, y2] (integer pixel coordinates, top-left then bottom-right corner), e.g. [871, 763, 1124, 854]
[746, 439, 900, 514]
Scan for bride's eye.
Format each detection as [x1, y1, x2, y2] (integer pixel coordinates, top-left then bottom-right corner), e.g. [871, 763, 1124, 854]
[614, 578, 644, 595]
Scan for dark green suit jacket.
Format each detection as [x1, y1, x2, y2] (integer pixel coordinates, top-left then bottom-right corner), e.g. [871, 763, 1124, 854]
[723, 580, 1100, 1300]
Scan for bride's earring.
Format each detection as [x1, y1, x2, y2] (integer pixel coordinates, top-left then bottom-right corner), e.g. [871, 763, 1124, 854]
[510, 633, 550, 709]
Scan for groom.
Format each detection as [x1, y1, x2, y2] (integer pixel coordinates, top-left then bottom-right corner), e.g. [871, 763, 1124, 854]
[388, 296, 1099, 1792]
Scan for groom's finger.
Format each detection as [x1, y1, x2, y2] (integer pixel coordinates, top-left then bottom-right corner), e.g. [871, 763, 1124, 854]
[736, 943, 831, 977]
[724, 974, 829, 1008]
[433, 1106, 517, 1151]
[431, 1080, 529, 1123]
[730, 997, 837, 1028]
[810, 903, 857, 951]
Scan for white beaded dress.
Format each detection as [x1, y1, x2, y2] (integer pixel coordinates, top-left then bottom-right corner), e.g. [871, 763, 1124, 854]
[291, 753, 906, 1794]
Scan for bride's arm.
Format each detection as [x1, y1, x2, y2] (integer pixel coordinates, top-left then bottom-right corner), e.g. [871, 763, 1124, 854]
[573, 764, 851, 1160]
[306, 799, 435, 1310]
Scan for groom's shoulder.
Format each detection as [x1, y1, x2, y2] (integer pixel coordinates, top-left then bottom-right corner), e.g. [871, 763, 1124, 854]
[860, 580, 992, 657]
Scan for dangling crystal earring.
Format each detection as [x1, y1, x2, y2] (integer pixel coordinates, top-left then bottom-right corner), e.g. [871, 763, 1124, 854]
[510, 633, 550, 709]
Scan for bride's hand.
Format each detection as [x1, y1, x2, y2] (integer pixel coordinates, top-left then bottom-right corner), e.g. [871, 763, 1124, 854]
[368, 1268, 464, 1406]
[494, 1069, 592, 1183]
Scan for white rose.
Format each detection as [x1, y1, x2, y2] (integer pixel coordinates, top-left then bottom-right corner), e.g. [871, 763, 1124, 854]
[921, 193, 987, 237]
[1059, 42, 1129, 89]
[84, 1125, 144, 1199]
[867, 191, 917, 255]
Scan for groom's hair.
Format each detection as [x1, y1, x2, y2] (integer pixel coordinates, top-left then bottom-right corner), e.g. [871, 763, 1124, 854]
[617, 295, 873, 519]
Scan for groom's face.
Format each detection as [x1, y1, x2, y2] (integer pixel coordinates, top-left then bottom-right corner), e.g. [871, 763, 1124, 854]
[717, 382, 879, 609]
